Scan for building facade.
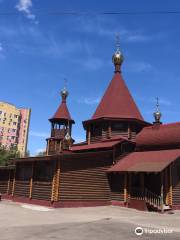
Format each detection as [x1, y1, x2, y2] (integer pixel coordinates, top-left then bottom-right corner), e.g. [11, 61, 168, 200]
[0, 102, 31, 157]
[0, 45, 179, 212]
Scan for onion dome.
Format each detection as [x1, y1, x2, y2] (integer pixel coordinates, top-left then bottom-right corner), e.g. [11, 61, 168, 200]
[153, 97, 162, 123]
[112, 49, 124, 68]
[61, 87, 69, 102]
[112, 34, 124, 72]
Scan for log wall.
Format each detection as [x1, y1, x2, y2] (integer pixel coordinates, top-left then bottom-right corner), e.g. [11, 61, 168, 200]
[59, 151, 113, 202]
[12, 160, 54, 201]
[172, 159, 180, 205]
[32, 181, 52, 201]
[0, 169, 10, 194]
[14, 180, 30, 197]
[109, 173, 124, 202]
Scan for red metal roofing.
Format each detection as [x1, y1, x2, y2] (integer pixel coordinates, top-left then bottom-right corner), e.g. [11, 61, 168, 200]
[108, 149, 180, 172]
[71, 139, 123, 152]
[136, 122, 180, 150]
[50, 102, 73, 121]
[92, 72, 144, 121]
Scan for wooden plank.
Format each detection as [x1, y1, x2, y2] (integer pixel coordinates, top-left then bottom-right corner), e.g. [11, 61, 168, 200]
[12, 169, 16, 196]
[124, 173, 127, 203]
[29, 162, 34, 199]
[161, 171, 164, 213]
[169, 164, 173, 206]
[51, 163, 56, 202]
[55, 159, 60, 201]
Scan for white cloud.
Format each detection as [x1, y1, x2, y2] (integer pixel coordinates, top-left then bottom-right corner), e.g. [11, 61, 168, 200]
[79, 58, 104, 70]
[0, 43, 3, 52]
[137, 96, 172, 107]
[79, 97, 100, 105]
[16, 0, 38, 23]
[126, 34, 150, 43]
[29, 131, 49, 138]
[125, 61, 152, 73]
[0, 42, 5, 59]
[35, 148, 46, 153]
[74, 17, 156, 43]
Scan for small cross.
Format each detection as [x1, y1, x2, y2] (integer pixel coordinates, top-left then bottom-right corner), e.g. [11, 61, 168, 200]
[156, 97, 160, 111]
[115, 33, 120, 51]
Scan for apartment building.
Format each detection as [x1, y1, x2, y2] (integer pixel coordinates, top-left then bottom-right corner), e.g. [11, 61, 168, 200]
[0, 101, 31, 157]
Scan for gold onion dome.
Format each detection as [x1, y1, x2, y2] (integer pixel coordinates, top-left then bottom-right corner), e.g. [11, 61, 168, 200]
[112, 49, 124, 66]
[153, 97, 162, 123]
[112, 34, 124, 72]
[154, 111, 162, 123]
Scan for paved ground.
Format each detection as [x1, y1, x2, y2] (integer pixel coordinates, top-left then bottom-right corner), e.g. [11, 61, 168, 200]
[0, 200, 180, 240]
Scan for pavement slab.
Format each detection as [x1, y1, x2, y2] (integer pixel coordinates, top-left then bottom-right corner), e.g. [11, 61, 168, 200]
[0, 200, 180, 240]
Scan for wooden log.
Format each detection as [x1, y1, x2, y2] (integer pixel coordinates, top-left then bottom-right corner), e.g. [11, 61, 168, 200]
[165, 167, 169, 205]
[128, 124, 131, 139]
[161, 171, 164, 212]
[29, 162, 34, 199]
[51, 163, 57, 202]
[87, 127, 91, 145]
[108, 122, 111, 139]
[169, 165, 173, 206]
[12, 169, 16, 196]
[128, 173, 131, 203]
[6, 170, 11, 195]
[55, 160, 60, 201]
[46, 139, 50, 155]
[124, 173, 127, 203]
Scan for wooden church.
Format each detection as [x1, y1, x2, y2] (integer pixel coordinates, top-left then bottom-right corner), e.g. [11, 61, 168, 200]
[0, 44, 180, 212]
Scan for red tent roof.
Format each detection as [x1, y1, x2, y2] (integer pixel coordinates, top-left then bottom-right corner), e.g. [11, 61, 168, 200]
[108, 149, 180, 172]
[49, 101, 74, 123]
[92, 72, 144, 121]
[136, 122, 180, 150]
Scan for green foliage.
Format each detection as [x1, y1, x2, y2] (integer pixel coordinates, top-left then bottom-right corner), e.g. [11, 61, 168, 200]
[36, 151, 46, 157]
[25, 150, 30, 157]
[0, 144, 20, 166]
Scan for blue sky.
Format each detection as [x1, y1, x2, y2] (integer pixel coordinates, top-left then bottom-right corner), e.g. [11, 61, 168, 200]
[0, 0, 180, 155]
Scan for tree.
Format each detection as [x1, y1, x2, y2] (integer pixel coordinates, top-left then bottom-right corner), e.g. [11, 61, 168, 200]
[0, 144, 20, 166]
[25, 150, 30, 157]
[36, 151, 46, 156]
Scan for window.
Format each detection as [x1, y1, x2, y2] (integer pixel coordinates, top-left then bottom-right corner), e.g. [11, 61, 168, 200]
[13, 122, 17, 126]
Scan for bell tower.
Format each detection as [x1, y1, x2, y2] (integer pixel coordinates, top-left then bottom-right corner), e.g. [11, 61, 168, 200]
[46, 87, 75, 155]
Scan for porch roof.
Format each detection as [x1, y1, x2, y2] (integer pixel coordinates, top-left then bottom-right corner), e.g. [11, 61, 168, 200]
[71, 137, 127, 152]
[107, 149, 180, 172]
